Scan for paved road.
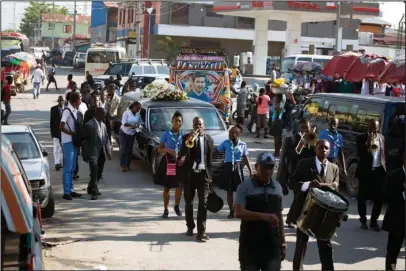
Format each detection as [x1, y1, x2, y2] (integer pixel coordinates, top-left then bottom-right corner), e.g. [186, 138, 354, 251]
[4, 67, 404, 270]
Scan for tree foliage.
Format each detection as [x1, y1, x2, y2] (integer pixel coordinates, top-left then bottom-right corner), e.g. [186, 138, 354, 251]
[20, 1, 69, 38]
[155, 36, 185, 64]
[2, 28, 19, 32]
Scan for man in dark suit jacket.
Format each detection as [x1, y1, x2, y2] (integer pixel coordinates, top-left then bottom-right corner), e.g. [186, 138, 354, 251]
[277, 118, 315, 227]
[179, 117, 213, 242]
[289, 139, 339, 271]
[82, 107, 111, 200]
[356, 119, 386, 231]
[50, 95, 65, 170]
[382, 150, 405, 270]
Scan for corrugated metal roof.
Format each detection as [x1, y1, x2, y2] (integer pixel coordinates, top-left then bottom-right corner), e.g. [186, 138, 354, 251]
[361, 17, 391, 26]
[41, 13, 90, 24]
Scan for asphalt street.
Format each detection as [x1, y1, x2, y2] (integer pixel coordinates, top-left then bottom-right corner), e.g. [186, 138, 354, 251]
[3, 67, 404, 270]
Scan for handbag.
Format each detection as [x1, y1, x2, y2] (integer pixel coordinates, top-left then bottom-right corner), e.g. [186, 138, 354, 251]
[165, 155, 176, 176]
[207, 185, 224, 213]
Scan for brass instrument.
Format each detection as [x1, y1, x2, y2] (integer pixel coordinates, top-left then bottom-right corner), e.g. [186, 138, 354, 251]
[369, 133, 379, 153]
[185, 129, 200, 148]
[295, 127, 318, 154]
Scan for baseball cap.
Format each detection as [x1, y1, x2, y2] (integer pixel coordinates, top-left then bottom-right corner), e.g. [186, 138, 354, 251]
[256, 152, 276, 167]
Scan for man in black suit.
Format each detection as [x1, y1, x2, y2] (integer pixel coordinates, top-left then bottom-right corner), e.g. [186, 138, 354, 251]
[382, 149, 405, 270]
[82, 107, 111, 200]
[277, 118, 316, 227]
[289, 139, 339, 271]
[179, 117, 213, 242]
[356, 119, 386, 231]
[50, 95, 65, 170]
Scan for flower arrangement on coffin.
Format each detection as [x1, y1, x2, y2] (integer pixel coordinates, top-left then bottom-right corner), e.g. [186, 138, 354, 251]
[143, 79, 189, 101]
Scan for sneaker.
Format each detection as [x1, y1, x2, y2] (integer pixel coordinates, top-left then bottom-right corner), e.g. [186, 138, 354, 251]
[174, 205, 182, 216]
[186, 228, 194, 236]
[62, 194, 72, 200]
[162, 209, 169, 218]
[55, 164, 62, 171]
[196, 233, 209, 242]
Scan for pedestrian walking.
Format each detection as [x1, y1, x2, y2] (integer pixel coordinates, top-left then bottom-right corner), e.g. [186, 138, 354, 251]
[356, 119, 386, 231]
[50, 95, 65, 170]
[216, 125, 252, 218]
[269, 94, 284, 157]
[59, 92, 83, 200]
[82, 107, 111, 200]
[1, 76, 14, 125]
[46, 64, 59, 91]
[67, 74, 74, 89]
[31, 65, 44, 99]
[106, 84, 121, 117]
[119, 101, 143, 172]
[382, 148, 405, 270]
[155, 111, 184, 218]
[255, 88, 270, 138]
[236, 81, 248, 125]
[178, 117, 213, 242]
[235, 152, 285, 271]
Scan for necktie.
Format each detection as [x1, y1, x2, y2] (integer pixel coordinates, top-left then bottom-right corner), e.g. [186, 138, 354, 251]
[320, 164, 326, 179]
[195, 136, 202, 170]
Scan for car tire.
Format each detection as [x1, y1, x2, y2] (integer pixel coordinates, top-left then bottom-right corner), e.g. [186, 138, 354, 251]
[41, 187, 55, 218]
[232, 111, 238, 121]
[346, 163, 359, 198]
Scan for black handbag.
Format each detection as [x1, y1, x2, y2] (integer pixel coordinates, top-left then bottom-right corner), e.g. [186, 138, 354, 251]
[207, 185, 224, 213]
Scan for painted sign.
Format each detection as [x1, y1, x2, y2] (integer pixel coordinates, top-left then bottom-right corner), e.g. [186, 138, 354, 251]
[288, 1, 320, 10]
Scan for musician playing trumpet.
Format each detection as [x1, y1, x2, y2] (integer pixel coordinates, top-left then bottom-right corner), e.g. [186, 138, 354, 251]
[276, 118, 316, 227]
[356, 119, 386, 231]
[318, 117, 347, 176]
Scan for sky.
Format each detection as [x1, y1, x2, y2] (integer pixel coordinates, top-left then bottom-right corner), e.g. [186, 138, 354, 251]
[1, 1, 405, 31]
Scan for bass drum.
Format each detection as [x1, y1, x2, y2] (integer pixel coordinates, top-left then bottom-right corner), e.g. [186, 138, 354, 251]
[297, 188, 349, 241]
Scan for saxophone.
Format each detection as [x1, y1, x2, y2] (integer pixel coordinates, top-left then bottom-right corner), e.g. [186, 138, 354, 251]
[185, 129, 200, 148]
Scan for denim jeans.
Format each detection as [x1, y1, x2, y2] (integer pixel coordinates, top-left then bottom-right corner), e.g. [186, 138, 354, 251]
[33, 82, 41, 97]
[2, 100, 11, 124]
[62, 141, 78, 195]
[118, 129, 136, 168]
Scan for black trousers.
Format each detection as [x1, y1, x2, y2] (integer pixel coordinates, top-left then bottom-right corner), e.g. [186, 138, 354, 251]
[386, 231, 405, 270]
[293, 229, 334, 271]
[240, 256, 281, 271]
[357, 166, 385, 224]
[184, 171, 209, 234]
[286, 190, 297, 224]
[87, 151, 105, 195]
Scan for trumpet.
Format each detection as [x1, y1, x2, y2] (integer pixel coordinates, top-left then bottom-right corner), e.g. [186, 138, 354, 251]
[295, 127, 318, 154]
[369, 133, 379, 153]
[185, 129, 200, 148]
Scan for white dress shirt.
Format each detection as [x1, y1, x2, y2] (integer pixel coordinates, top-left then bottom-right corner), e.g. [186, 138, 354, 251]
[192, 135, 206, 170]
[361, 79, 370, 95]
[120, 109, 143, 135]
[301, 157, 329, 192]
[32, 68, 43, 83]
[60, 103, 78, 144]
[371, 139, 382, 168]
[78, 102, 88, 115]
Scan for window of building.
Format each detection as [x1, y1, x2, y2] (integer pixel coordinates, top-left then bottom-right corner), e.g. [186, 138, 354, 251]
[170, 3, 189, 25]
[128, 8, 131, 24]
[48, 23, 54, 31]
[237, 17, 255, 29]
[63, 25, 72, 33]
[206, 5, 222, 17]
[303, 98, 322, 118]
[119, 10, 122, 25]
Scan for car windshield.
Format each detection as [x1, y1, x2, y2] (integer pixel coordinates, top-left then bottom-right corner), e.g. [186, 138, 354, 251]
[143, 65, 156, 74]
[4, 132, 41, 160]
[129, 65, 142, 75]
[156, 65, 169, 75]
[149, 107, 225, 131]
[87, 51, 119, 63]
[105, 63, 132, 76]
[281, 57, 295, 73]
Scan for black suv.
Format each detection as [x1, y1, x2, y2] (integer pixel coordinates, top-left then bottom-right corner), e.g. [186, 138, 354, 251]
[294, 93, 405, 196]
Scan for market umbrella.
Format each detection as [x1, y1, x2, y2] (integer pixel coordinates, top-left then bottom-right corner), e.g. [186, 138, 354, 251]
[292, 61, 322, 73]
[322, 51, 362, 78]
[379, 51, 405, 84]
[6, 52, 37, 68]
[343, 55, 388, 82]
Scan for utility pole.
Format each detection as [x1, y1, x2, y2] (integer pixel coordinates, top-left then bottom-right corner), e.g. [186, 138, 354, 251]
[12, 3, 16, 31]
[135, 2, 142, 58]
[335, 2, 342, 52]
[52, 1, 55, 49]
[72, 1, 77, 51]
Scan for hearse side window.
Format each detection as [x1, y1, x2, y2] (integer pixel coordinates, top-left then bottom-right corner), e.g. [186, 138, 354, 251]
[327, 100, 353, 131]
[303, 98, 322, 118]
[387, 104, 405, 138]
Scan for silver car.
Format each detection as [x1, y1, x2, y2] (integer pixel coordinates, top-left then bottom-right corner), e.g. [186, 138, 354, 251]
[2, 125, 55, 218]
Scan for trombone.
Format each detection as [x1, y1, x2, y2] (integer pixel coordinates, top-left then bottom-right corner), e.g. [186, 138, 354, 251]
[185, 129, 200, 148]
[295, 127, 318, 154]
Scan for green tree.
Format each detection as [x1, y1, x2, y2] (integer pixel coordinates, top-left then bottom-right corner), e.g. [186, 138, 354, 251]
[155, 36, 185, 64]
[19, 1, 69, 38]
[2, 28, 19, 32]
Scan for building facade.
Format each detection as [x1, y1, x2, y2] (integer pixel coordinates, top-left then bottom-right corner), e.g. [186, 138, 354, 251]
[90, 1, 118, 44]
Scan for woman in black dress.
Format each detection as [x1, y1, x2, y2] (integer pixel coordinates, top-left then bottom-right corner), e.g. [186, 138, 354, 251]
[156, 111, 184, 218]
[217, 125, 252, 218]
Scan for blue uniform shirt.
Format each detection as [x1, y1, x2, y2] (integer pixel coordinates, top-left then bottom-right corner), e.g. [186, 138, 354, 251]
[217, 139, 248, 163]
[160, 130, 183, 152]
[318, 129, 343, 159]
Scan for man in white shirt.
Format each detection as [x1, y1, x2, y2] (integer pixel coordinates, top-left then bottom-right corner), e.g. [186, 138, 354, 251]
[59, 92, 83, 200]
[31, 65, 44, 99]
[289, 139, 339, 271]
[361, 79, 372, 95]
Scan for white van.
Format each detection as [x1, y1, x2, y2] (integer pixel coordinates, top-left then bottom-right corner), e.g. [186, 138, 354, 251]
[29, 47, 50, 60]
[281, 54, 333, 78]
[85, 43, 126, 76]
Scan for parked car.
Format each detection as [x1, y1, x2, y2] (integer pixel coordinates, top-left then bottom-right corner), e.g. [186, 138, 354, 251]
[1, 136, 44, 270]
[2, 125, 55, 218]
[113, 98, 228, 178]
[73, 52, 86, 69]
[294, 93, 405, 196]
[63, 51, 75, 66]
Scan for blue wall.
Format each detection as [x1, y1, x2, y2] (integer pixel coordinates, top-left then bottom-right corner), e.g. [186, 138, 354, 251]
[91, 1, 107, 27]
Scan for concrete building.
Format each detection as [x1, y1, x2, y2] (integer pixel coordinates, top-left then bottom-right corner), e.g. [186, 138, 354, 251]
[40, 14, 90, 48]
[90, 1, 118, 44]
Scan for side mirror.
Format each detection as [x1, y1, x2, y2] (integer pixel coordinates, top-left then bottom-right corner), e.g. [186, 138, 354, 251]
[42, 150, 48, 157]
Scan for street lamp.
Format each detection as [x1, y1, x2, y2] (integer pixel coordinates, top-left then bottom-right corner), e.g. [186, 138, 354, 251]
[146, 7, 154, 58]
